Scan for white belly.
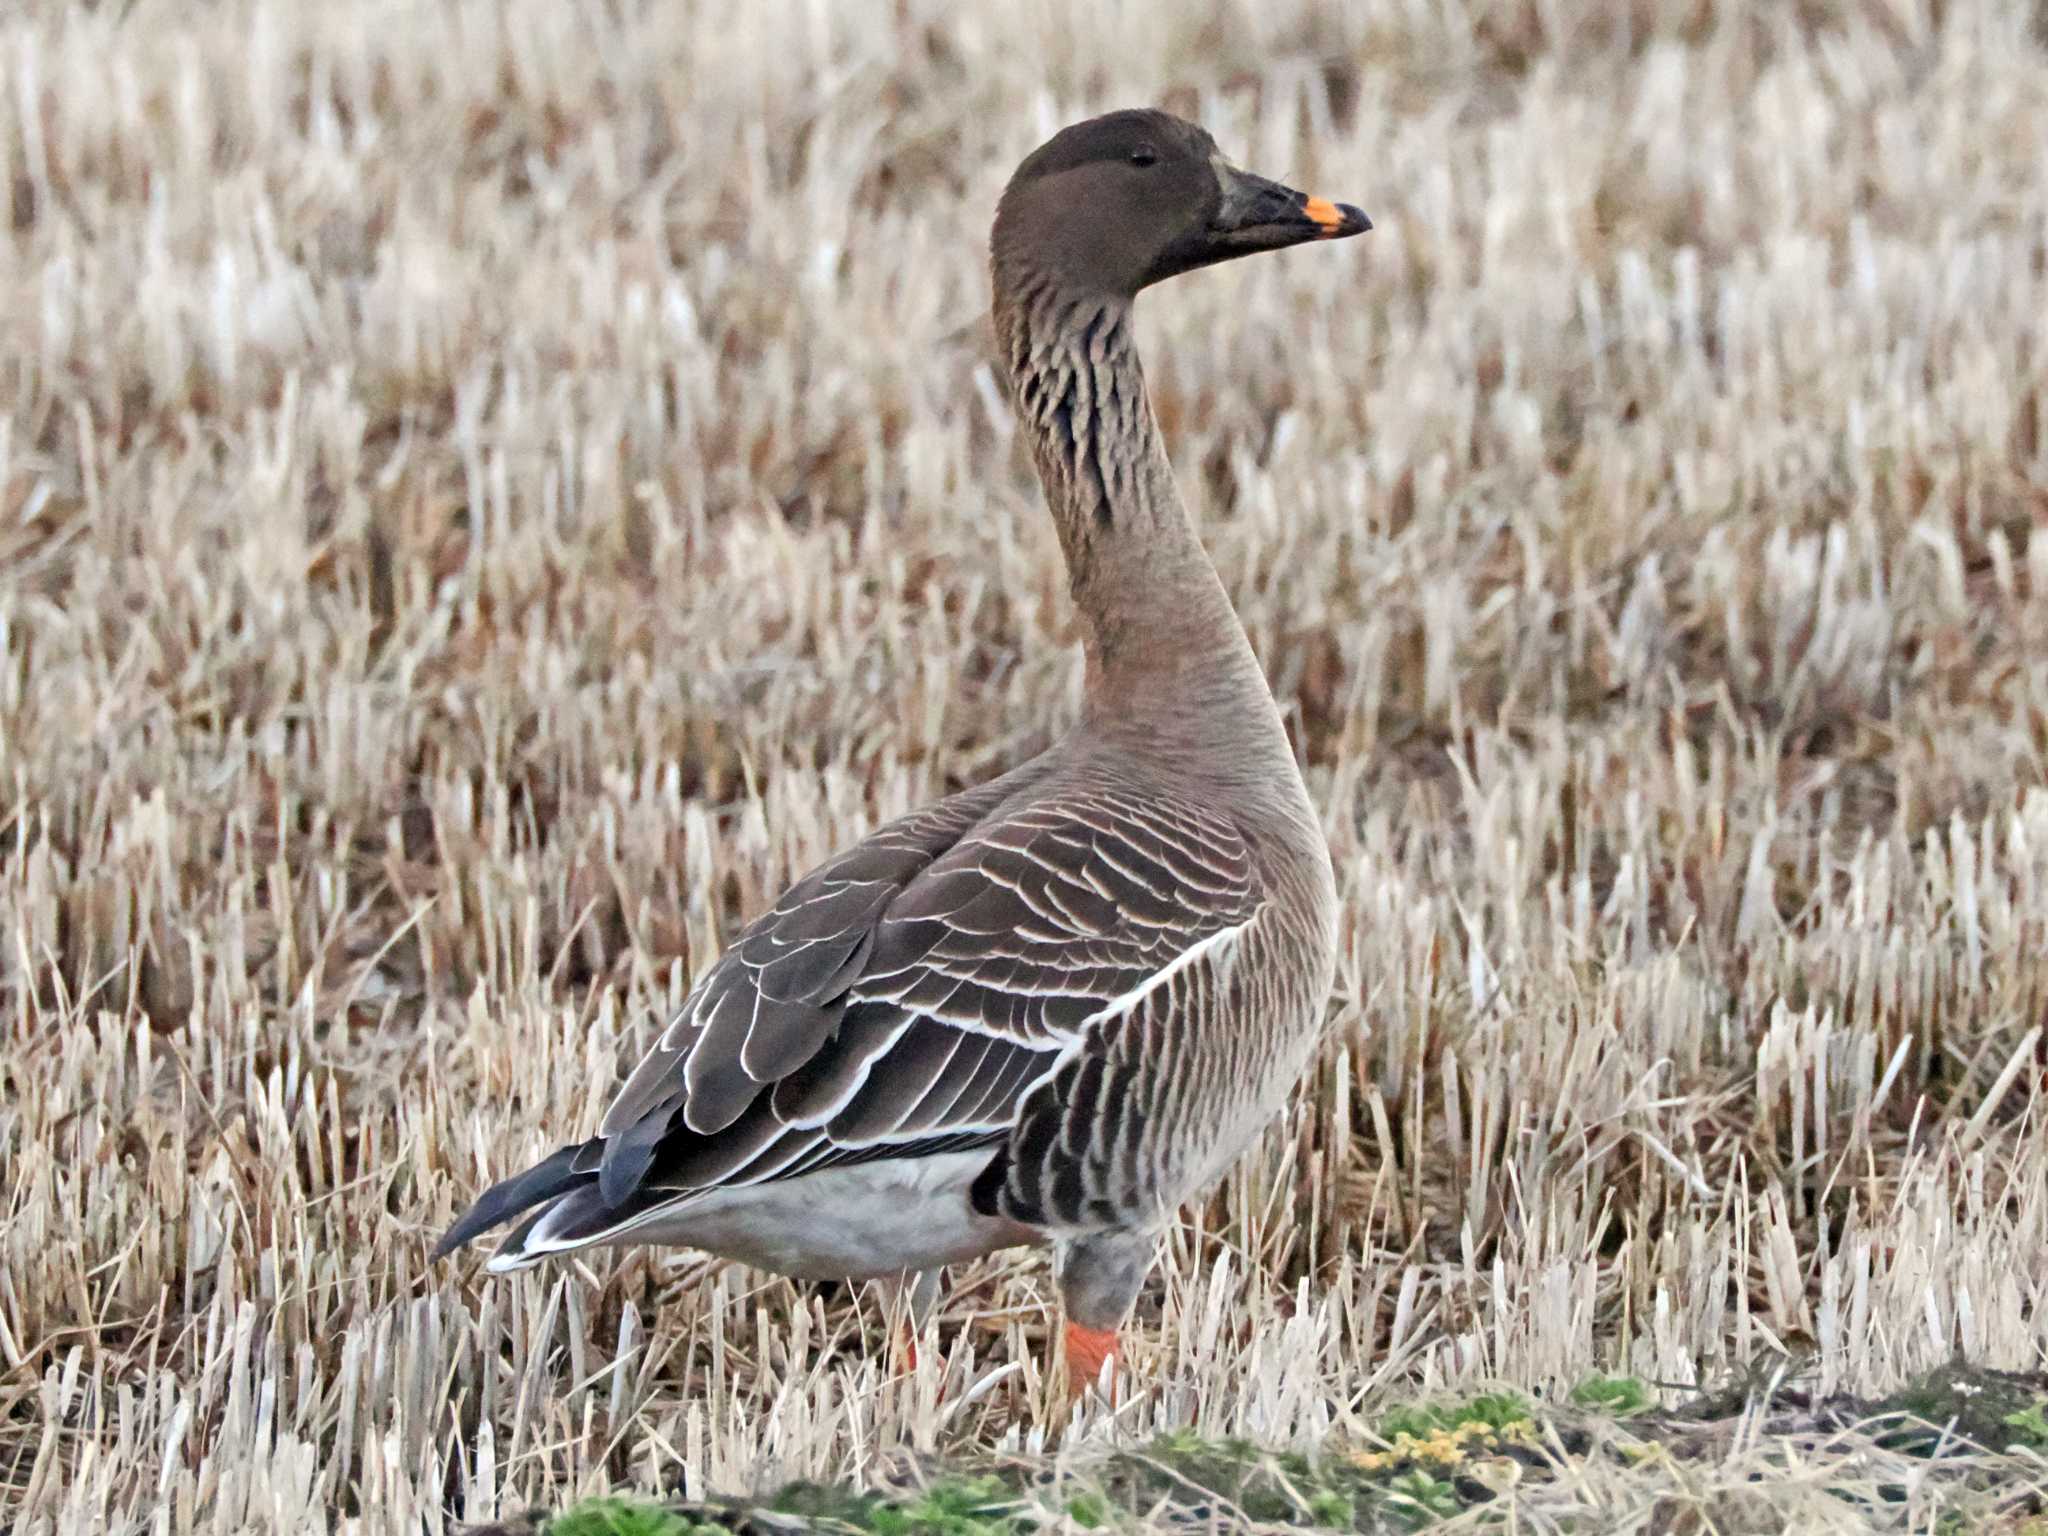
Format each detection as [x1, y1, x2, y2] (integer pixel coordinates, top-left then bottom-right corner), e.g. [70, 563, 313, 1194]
[619, 1151, 1040, 1281]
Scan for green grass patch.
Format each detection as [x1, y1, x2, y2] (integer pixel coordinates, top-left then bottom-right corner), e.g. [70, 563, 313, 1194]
[1569, 1374, 1654, 1417]
[506, 1367, 2048, 1536]
[2003, 1402, 2048, 1449]
[768, 1476, 1029, 1536]
[1375, 1391, 1534, 1443]
[546, 1497, 729, 1536]
[868, 1477, 1025, 1536]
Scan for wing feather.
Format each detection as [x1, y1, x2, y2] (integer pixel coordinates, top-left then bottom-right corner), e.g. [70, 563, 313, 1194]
[615, 776, 1258, 1189]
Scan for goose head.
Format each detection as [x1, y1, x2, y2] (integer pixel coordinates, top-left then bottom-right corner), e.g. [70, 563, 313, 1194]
[992, 108, 1370, 302]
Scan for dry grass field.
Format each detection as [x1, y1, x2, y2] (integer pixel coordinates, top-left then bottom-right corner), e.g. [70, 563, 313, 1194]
[6, 0, 2048, 1530]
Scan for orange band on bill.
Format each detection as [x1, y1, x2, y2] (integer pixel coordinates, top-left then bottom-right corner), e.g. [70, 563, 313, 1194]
[1302, 196, 1344, 233]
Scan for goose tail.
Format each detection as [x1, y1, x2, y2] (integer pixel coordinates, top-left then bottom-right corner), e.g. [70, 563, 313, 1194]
[432, 1139, 601, 1263]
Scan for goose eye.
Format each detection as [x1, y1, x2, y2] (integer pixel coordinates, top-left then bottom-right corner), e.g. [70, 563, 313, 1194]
[1129, 147, 1159, 168]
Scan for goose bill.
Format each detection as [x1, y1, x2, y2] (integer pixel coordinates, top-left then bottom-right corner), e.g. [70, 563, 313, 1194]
[1211, 170, 1371, 251]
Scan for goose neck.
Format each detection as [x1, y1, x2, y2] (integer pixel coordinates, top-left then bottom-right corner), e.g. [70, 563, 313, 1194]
[996, 283, 1264, 724]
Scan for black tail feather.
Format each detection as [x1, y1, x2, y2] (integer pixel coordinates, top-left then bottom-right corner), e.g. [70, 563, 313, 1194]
[432, 1138, 602, 1259]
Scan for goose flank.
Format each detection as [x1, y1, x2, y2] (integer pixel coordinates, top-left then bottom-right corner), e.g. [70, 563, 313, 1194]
[434, 108, 1371, 1403]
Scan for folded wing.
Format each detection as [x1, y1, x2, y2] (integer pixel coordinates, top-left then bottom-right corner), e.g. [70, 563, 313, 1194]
[436, 763, 1261, 1264]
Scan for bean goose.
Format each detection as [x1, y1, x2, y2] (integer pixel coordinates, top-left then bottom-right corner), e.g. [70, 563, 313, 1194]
[434, 108, 1370, 1402]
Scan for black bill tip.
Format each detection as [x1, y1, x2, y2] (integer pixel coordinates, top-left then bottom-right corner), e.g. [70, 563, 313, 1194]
[1303, 197, 1372, 237]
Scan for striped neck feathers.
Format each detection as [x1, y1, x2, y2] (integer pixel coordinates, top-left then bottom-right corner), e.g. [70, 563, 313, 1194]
[995, 280, 1257, 714]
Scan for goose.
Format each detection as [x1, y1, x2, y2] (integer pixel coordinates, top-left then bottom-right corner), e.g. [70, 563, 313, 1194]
[435, 108, 1370, 1402]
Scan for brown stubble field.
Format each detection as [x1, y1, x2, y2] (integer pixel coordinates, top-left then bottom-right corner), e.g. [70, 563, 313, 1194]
[4, 0, 2048, 1531]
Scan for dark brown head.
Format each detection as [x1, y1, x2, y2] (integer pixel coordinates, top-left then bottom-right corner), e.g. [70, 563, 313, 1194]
[991, 108, 1369, 302]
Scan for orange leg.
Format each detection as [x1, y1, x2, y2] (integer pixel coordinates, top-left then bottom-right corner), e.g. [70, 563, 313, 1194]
[879, 1269, 939, 1378]
[1063, 1321, 1120, 1403]
[891, 1317, 921, 1376]
[881, 1270, 946, 1397]
[895, 1321, 952, 1402]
